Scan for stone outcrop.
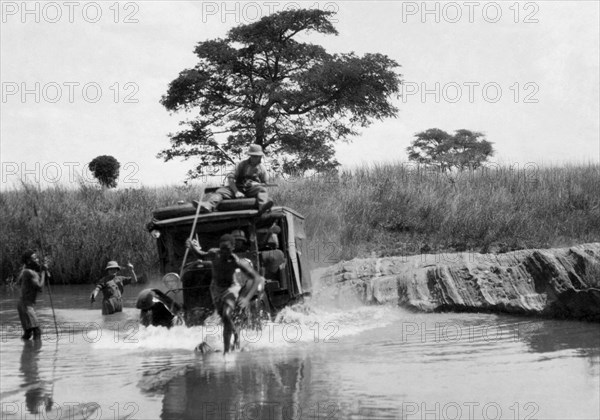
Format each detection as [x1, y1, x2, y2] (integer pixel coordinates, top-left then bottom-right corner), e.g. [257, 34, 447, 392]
[318, 243, 600, 321]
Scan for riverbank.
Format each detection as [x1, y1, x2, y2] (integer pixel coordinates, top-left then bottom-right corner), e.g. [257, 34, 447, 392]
[318, 242, 600, 321]
[1, 162, 598, 283]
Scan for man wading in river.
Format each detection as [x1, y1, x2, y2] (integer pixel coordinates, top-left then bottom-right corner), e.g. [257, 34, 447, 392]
[201, 144, 274, 215]
[17, 250, 50, 341]
[186, 234, 264, 353]
[90, 261, 138, 314]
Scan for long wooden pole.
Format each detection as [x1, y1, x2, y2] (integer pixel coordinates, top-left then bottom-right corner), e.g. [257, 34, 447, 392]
[179, 188, 205, 278]
[212, 144, 236, 165]
[33, 203, 59, 337]
[44, 272, 59, 337]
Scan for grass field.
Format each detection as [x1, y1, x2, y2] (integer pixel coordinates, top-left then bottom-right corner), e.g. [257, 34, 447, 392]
[1, 162, 599, 284]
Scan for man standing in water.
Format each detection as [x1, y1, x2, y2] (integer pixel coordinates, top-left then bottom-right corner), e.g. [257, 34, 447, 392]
[186, 234, 264, 353]
[90, 261, 138, 314]
[17, 250, 49, 341]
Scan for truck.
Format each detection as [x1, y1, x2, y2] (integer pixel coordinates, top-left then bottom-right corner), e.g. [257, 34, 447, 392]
[137, 192, 312, 327]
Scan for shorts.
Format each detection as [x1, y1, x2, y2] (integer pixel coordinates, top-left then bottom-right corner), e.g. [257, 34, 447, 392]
[210, 282, 241, 316]
[17, 301, 39, 331]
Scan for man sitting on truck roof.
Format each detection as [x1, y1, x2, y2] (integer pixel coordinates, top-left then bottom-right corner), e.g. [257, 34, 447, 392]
[186, 234, 264, 354]
[201, 144, 274, 215]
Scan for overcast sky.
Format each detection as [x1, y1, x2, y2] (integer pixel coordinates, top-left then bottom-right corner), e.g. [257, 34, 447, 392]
[1, 0, 598, 189]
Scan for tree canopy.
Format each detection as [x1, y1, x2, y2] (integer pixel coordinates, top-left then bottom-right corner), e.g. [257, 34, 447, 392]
[407, 129, 494, 171]
[159, 9, 402, 177]
[89, 155, 120, 188]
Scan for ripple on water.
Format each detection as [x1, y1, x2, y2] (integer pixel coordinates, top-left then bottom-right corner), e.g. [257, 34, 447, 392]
[1, 287, 599, 420]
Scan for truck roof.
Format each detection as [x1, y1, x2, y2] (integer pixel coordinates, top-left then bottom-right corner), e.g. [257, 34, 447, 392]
[151, 205, 304, 227]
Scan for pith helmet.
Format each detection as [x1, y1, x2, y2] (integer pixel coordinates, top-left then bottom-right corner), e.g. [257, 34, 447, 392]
[105, 261, 121, 270]
[247, 144, 264, 156]
[231, 230, 247, 242]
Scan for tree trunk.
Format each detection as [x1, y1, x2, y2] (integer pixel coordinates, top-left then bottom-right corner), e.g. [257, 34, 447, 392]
[254, 109, 266, 148]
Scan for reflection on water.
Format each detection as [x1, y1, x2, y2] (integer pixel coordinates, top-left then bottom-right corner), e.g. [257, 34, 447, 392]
[0, 284, 599, 420]
[160, 354, 313, 420]
[520, 318, 600, 355]
[520, 318, 600, 378]
[20, 340, 53, 415]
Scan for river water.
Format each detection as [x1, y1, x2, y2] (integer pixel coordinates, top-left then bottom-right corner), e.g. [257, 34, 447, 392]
[0, 282, 598, 420]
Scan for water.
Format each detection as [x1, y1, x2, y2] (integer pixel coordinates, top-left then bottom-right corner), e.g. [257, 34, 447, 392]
[1, 283, 599, 420]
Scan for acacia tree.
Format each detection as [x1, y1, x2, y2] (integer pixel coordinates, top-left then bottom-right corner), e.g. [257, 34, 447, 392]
[405, 128, 453, 170]
[159, 9, 401, 177]
[444, 129, 494, 170]
[407, 129, 494, 171]
[88, 155, 120, 188]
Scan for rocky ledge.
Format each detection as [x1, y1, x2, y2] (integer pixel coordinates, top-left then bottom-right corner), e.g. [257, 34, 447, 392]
[319, 243, 600, 321]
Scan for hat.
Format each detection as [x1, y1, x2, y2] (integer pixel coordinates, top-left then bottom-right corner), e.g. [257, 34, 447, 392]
[105, 261, 121, 271]
[219, 234, 235, 245]
[231, 230, 247, 242]
[247, 144, 264, 156]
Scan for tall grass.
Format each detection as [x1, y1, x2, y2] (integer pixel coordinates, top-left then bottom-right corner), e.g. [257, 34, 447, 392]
[273, 162, 600, 259]
[0, 182, 205, 285]
[1, 163, 598, 284]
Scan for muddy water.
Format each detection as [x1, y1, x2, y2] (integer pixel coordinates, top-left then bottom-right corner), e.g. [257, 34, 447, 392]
[1, 283, 598, 420]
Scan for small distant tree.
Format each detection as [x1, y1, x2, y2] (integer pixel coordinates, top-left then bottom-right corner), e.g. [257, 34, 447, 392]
[406, 128, 453, 170]
[88, 155, 120, 188]
[406, 128, 494, 171]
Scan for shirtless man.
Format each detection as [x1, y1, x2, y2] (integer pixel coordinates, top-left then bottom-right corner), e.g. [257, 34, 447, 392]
[17, 250, 49, 341]
[186, 234, 264, 353]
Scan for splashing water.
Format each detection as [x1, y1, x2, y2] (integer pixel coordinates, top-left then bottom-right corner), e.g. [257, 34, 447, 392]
[88, 270, 407, 354]
[91, 299, 406, 354]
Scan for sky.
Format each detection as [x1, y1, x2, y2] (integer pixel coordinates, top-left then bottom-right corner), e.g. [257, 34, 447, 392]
[1, 0, 599, 189]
